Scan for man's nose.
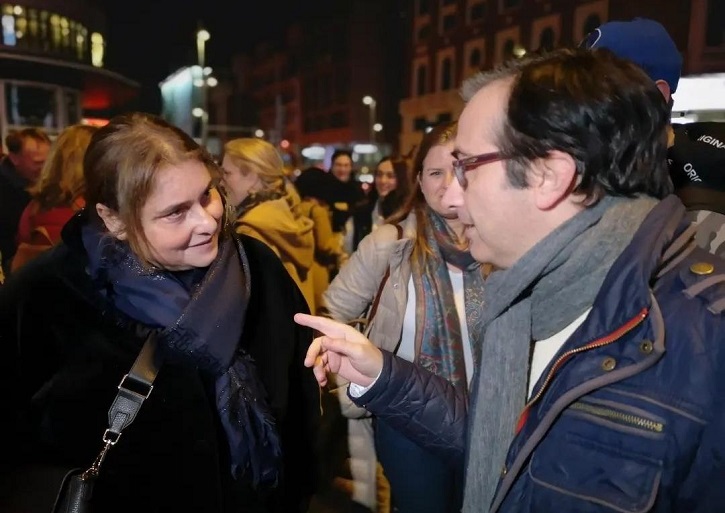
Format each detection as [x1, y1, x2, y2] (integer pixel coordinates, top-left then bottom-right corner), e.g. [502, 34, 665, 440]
[442, 173, 464, 210]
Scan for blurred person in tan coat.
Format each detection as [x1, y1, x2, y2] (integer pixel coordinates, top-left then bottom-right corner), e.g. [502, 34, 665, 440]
[222, 138, 316, 311]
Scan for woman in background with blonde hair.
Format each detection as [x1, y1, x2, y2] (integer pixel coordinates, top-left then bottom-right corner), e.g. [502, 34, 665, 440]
[222, 137, 316, 311]
[13, 124, 97, 270]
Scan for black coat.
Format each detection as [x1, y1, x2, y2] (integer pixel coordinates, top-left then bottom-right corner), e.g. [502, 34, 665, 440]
[0, 157, 31, 273]
[0, 216, 320, 513]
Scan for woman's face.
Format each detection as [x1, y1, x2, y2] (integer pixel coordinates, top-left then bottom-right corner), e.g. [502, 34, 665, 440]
[140, 160, 224, 270]
[418, 141, 457, 219]
[374, 160, 397, 198]
[221, 154, 262, 207]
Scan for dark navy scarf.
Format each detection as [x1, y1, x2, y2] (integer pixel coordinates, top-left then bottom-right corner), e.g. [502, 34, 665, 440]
[81, 223, 281, 486]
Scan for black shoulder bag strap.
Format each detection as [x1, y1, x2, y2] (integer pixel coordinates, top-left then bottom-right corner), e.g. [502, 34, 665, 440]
[347, 224, 404, 335]
[366, 224, 403, 325]
[55, 333, 159, 513]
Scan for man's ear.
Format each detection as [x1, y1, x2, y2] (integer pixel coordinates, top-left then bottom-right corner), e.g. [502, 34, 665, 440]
[96, 203, 127, 240]
[655, 79, 672, 104]
[529, 151, 578, 211]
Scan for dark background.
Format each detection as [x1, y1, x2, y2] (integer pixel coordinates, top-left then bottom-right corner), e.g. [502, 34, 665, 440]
[96, 0, 310, 111]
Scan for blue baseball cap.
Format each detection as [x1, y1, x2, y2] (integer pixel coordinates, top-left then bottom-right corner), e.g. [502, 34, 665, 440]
[580, 18, 682, 93]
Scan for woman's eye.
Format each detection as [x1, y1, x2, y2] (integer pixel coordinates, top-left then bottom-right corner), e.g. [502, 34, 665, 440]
[166, 209, 185, 220]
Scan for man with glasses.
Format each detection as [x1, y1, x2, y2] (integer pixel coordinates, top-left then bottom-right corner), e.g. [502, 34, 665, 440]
[583, 17, 725, 257]
[295, 48, 725, 512]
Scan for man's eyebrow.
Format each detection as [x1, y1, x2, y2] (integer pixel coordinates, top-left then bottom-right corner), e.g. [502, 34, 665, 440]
[452, 148, 472, 158]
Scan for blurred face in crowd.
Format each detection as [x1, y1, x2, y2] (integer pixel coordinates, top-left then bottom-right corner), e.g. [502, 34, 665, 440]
[138, 160, 224, 270]
[221, 155, 263, 207]
[419, 141, 458, 220]
[10, 137, 50, 182]
[374, 159, 397, 198]
[331, 154, 353, 182]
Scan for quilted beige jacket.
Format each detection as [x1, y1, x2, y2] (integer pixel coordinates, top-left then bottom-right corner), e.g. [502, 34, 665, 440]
[322, 214, 416, 510]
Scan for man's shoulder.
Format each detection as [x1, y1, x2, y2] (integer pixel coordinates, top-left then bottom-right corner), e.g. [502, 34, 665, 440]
[689, 210, 725, 258]
[655, 247, 725, 342]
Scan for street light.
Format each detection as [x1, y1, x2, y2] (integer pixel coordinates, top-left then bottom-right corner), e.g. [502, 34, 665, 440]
[196, 28, 211, 147]
[362, 95, 377, 143]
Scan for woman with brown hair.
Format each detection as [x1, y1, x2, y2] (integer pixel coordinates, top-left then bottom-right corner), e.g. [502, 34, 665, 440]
[0, 113, 319, 513]
[352, 156, 411, 251]
[322, 121, 486, 513]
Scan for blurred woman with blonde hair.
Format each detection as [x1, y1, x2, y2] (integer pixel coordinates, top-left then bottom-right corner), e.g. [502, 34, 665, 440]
[222, 137, 316, 311]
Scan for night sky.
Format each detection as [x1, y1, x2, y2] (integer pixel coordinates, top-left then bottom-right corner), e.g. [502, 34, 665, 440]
[98, 0, 307, 111]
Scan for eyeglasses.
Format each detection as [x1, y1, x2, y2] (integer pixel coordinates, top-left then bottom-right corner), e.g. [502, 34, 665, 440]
[451, 150, 507, 188]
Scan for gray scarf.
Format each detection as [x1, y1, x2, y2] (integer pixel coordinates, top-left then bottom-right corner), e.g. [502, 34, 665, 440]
[463, 195, 658, 512]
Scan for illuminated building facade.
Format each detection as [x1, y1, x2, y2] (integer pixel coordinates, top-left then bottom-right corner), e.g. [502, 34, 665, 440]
[0, 0, 138, 146]
[400, 0, 725, 153]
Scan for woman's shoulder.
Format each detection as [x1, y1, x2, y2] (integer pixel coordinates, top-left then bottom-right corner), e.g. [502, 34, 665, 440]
[365, 213, 415, 245]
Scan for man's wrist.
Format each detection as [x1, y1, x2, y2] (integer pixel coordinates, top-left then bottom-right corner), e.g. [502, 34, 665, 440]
[348, 367, 383, 398]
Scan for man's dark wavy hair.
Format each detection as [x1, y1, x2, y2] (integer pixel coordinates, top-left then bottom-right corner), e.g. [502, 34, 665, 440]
[461, 48, 673, 203]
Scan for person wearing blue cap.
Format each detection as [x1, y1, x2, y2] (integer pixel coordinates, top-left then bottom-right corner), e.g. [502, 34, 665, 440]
[582, 17, 725, 256]
[580, 17, 682, 107]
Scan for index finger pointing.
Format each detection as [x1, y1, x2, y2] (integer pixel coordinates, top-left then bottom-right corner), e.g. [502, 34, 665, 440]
[295, 313, 352, 339]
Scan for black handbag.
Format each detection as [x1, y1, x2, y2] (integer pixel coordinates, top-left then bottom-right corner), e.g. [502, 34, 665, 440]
[0, 333, 159, 513]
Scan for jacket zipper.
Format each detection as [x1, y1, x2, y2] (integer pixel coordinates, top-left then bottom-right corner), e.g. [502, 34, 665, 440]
[516, 306, 649, 434]
[568, 401, 664, 433]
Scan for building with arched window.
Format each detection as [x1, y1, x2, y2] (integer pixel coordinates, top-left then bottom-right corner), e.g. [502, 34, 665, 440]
[399, 0, 725, 154]
[0, 0, 138, 146]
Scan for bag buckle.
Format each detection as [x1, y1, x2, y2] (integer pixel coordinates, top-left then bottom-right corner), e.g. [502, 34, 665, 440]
[117, 373, 153, 400]
[102, 429, 121, 445]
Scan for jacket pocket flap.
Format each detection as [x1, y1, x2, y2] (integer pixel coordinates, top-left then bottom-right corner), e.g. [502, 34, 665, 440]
[528, 431, 662, 513]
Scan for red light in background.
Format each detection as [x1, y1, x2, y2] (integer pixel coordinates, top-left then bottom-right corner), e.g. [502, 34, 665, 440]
[82, 118, 109, 127]
[280, 139, 290, 149]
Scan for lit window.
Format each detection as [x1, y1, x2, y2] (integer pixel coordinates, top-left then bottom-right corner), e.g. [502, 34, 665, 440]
[76, 30, 85, 60]
[50, 14, 60, 48]
[15, 12, 25, 41]
[27, 8, 37, 40]
[2, 14, 16, 46]
[60, 16, 69, 47]
[39, 10, 47, 39]
[91, 32, 104, 67]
